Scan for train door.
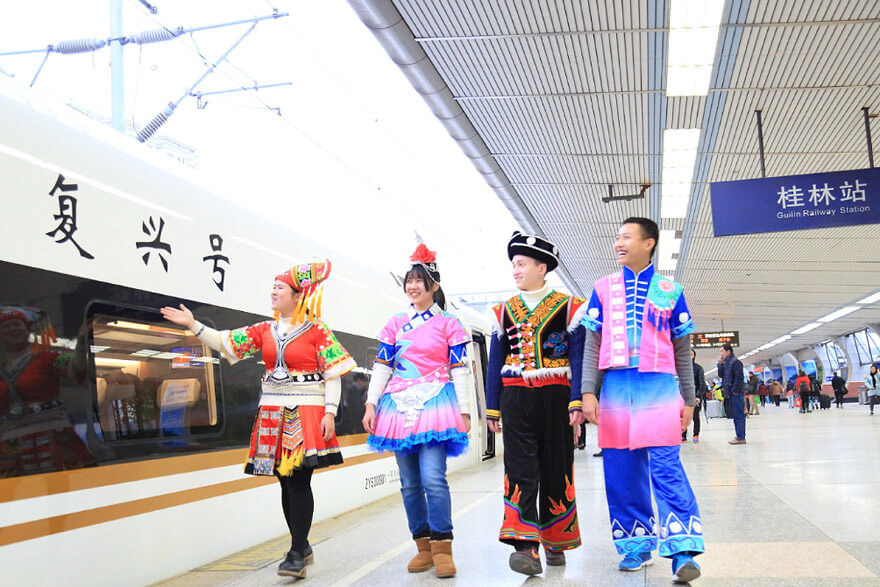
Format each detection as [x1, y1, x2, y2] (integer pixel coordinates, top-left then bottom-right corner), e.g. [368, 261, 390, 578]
[469, 331, 494, 459]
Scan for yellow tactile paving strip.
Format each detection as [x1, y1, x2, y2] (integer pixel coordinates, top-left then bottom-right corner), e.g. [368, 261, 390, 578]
[193, 534, 328, 572]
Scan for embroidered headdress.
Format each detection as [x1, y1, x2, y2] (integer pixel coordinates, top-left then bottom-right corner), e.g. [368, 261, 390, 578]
[275, 259, 332, 324]
[409, 243, 440, 283]
[0, 305, 56, 352]
[507, 230, 559, 272]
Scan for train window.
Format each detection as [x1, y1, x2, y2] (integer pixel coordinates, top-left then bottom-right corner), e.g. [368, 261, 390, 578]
[334, 331, 379, 437]
[87, 303, 224, 441]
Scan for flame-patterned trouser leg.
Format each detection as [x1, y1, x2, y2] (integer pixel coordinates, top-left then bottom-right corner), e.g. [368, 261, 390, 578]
[603, 445, 705, 558]
[498, 384, 581, 551]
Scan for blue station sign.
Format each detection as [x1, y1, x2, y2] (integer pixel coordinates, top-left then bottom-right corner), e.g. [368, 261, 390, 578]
[710, 167, 880, 236]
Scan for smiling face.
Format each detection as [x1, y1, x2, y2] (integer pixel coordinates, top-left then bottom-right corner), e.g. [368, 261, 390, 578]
[404, 271, 438, 310]
[511, 254, 547, 292]
[614, 223, 655, 270]
[0, 318, 29, 347]
[270, 280, 301, 316]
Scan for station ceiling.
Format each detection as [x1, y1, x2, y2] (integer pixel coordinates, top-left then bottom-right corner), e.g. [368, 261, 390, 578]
[349, 0, 880, 367]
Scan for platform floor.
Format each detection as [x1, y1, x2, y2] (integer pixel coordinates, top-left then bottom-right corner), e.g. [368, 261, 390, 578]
[157, 402, 880, 586]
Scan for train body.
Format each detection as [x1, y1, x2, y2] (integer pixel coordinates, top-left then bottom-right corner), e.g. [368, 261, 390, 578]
[0, 77, 492, 585]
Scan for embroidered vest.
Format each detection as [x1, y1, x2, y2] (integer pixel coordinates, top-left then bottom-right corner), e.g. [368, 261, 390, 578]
[493, 291, 582, 379]
[595, 272, 683, 374]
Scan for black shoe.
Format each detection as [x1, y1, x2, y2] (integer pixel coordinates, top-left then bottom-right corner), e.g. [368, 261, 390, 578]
[278, 548, 310, 578]
[545, 547, 566, 566]
[509, 548, 543, 575]
[593, 450, 603, 457]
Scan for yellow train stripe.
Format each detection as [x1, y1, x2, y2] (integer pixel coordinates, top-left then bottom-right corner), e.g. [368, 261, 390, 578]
[0, 450, 389, 547]
[0, 433, 370, 503]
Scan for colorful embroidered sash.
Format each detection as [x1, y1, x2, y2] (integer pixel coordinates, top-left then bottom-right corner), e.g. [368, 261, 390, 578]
[598, 272, 683, 374]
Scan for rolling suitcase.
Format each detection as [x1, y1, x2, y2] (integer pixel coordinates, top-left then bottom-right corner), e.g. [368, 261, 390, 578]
[819, 394, 831, 410]
[705, 399, 722, 418]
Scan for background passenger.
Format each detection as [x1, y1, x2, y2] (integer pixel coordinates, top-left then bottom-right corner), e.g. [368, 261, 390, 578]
[831, 372, 846, 408]
[719, 344, 746, 443]
[795, 370, 811, 414]
[683, 349, 706, 443]
[866, 365, 879, 415]
[769, 379, 783, 407]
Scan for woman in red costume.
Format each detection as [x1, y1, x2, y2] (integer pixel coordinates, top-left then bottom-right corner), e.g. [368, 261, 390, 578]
[0, 306, 94, 477]
[161, 259, 356, 580]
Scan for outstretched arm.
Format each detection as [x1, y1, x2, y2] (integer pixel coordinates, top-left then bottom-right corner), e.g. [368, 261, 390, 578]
[160, 304, 195, 330]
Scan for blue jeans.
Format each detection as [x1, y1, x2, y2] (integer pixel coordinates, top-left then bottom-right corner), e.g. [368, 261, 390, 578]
[730, 393, 746, 439]
[396, 443, 453, 540]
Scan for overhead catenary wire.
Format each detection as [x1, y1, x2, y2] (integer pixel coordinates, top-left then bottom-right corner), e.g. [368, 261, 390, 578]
[135, 4, 429, 224]
[191, 81, 292, 109]
[0, 11, 286, 56]
[134, 4, 298, 120]
[22, 0, 388, 213]
[29, 50, 50, 87]
[136, 21, 259, 142]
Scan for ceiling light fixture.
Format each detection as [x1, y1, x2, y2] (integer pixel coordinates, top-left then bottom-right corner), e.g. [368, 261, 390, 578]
[661, 128, 701, 218]
[817, 306, 861, 323]
[657, 229, 681, 271]
[769, 335, 792, 346]
[666, 0, 725, 96]
[791, 322, 822, 335]
[857, 290, 880, 304]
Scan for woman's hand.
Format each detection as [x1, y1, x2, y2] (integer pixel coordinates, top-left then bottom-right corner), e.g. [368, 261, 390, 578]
[362, 404, 376, 434]
[160, 304, 195, 330]
[321, 412, 336, 442]
[461, 414, 471, 433]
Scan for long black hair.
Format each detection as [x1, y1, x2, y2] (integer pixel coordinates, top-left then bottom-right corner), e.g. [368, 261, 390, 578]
[403, 264, 446, 310]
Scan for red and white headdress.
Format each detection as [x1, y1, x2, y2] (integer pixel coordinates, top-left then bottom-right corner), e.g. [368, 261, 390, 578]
[409, 243, 439, 282]
[0, 305, 57, 352]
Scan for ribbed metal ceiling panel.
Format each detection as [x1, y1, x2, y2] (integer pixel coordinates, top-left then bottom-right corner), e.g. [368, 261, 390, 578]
[396, 0, 650, 36]
[459, 94, 653, 154]
[729, 24, 880, 89]
[420, 33, 652, 96]
[666, 96, 705, 129]
[378, 0, 880, 362]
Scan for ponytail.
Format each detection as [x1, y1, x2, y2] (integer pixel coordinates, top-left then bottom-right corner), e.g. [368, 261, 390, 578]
[433, 286, 447, 311]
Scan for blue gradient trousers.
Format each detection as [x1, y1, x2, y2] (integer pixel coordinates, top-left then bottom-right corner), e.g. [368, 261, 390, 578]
[603, 445, 704, 558]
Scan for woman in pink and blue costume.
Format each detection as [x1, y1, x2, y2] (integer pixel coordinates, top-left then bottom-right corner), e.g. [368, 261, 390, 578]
[362, 244, 471, 578]
[580, 217, 703, 583]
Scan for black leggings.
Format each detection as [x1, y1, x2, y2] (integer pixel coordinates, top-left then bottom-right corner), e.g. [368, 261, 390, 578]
[278, 468, 314, 552]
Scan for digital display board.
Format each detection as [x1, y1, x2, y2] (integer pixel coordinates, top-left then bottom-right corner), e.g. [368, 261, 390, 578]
[690, 331, 740, 348]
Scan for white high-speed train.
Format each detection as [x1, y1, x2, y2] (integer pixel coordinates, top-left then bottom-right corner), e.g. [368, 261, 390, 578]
[0, 77, 494, 586]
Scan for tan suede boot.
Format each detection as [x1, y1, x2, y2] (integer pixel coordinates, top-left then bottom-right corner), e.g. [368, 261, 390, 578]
[431, 539, 456, 578]
[407, 538, 434, 573]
